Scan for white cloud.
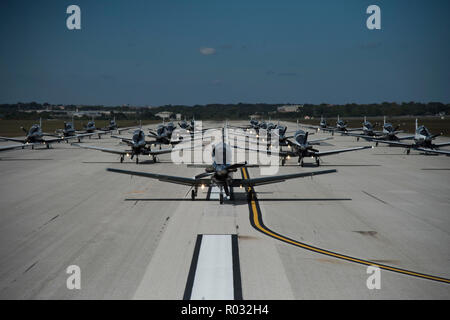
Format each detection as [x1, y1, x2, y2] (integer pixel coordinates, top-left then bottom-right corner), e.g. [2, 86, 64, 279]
[199, 47, 216, 55]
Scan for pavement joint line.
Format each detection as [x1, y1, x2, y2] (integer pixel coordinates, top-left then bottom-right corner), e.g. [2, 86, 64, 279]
[240, 167, 450, 285]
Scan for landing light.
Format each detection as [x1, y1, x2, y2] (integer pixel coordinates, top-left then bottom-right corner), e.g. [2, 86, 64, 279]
[201, 184, 205, 190]
[126, 153, 130, 157]
[240, 185, 243, 189]
[287, 156, 291, 160]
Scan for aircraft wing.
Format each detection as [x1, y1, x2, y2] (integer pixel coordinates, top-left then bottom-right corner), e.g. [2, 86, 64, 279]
[434, 142, 450, 147]
[398, 135, 415, 141]
[0, 136, 26, 143]
[308, 137, 334, 145]
[106, 168, 212, 186]
[316, 146, 372, 157]
[342, 132, 373, 138]
[0, 143, 35, 152]
[414, 147, 450, 155]
[117, 126, 138, 133]
[372, 140, 412, 148]
[72, 143, 127, 155]
[111, 135, 133, 141]
[346, 127, 363, 132]
[234, 169, 337, 187]
[232, 145, 292, 157]
[147, 143, 202, 156]
[43, 136, 70, 143]
[298, 123, 319, 130]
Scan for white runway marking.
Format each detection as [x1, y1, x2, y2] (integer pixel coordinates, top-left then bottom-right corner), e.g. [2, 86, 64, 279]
[190, 235, 234, 300]
[209, 186, 220, 200]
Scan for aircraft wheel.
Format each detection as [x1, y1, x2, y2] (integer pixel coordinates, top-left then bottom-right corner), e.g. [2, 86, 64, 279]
[300, 160, 304, 167]
[357, 137, 360, 142]
[376, 142, 379, 147]
[46, 144, 50, 149]
[136, 157, 139, 164]
[407, 149, 411, 155]
[191, 190, 196, 201]
[316, 158, 320, 166]
[281, 159, 286, 166]
[120, 156, 124, 163]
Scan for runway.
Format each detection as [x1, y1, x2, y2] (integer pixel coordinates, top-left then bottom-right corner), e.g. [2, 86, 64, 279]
[0, 121, 449, 299]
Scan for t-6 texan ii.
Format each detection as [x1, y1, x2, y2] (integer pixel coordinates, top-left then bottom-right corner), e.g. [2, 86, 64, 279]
[107, 142, 337, 204]
[0, 118, 72, 151]
[373, 119, 450, 155]
[73, 128, 201, 164]
[236, 129, 372, 166]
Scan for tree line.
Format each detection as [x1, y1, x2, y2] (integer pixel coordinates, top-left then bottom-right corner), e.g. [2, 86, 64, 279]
[0, 102, 448, 121]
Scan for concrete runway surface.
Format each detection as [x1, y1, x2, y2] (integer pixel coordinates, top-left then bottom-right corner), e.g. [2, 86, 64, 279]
[0, 121, 449, 299]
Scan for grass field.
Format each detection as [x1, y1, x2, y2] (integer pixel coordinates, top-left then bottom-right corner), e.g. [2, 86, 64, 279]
[0, 119, 160, 137]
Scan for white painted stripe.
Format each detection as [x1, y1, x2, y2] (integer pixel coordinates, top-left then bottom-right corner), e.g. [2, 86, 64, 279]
[209, 186, 220, 200]
[190, 235, 234, 300]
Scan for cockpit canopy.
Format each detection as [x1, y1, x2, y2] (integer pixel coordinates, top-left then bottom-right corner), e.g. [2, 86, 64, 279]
[29, 125, 39, 135]
[166, 122, 175, 131]
[294, 130, 307, 144]
[383, 123, 393, 132]
[212, 142, 232, 165]
[417, 126, 430, 137]
[364, 122, 373, 130]
[132, 129, 145, 142]
[87, 121, 95, 127]
[156, 125, 165, 136]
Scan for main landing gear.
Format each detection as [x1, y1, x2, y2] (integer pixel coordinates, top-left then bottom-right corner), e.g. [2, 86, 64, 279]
[120, 155, 124, 163]
[315, 157, 320, 166]
[298, 157, 304, 167]
[191, 186, 198, 201]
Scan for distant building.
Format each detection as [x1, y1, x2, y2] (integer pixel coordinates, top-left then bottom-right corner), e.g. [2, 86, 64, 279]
[176, 113, 182, 120]
[277, 105, 303, 113]
[250, 114, 262, 120]
[155, 111, 173, 120]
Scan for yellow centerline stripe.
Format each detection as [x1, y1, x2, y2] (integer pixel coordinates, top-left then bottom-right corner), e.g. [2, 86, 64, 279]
[241, 167, 450, 284]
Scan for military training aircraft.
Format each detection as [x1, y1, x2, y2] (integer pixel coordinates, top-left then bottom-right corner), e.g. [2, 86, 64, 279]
[0, 118, 69, 150]
[107, 141, 337, 204]
[73, 128, 202, 163]
[373, 119, 450, 155]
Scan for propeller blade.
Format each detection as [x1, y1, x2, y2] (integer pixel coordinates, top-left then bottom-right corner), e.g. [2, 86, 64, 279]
[195, 172, 213, 179]
[227, 162, 248, 170]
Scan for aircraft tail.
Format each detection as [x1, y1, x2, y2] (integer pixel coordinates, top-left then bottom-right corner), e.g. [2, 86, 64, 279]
[415, 119, 418, 131]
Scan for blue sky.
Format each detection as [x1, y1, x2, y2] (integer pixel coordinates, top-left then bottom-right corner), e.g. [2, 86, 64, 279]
[0, 0, 449, 105]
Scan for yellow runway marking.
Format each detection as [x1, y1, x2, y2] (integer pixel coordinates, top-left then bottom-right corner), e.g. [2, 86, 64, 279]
[241, 167, 450, 284]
